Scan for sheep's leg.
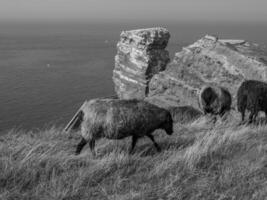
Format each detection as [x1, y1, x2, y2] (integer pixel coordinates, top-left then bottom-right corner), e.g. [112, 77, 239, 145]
[212, 115, 217, 124]
[75, 138, 87, 155]
[89, 139, 96, 157]
[248, 111, 256, 124]
[219, 111, 225, 118]
[248, 112, 253, 124]
[237, 111, 246, 126]
[129, 136, 138, 154]
[253, 112, 258, 122]
[147, 134, 161, 152]
[239, 96, 247, 124]
[241, 110, 245, 122]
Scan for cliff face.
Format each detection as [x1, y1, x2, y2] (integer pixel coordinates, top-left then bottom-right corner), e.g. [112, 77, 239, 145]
[113, 28, 267, 109]
[147, 35, 267, 108]
[113, 28, 170, 99]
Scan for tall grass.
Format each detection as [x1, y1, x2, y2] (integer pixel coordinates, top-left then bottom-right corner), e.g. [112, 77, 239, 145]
[0, 115, 266, 200]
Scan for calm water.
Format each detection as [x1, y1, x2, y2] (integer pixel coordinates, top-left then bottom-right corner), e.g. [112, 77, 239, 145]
[0, 22, 267, 132]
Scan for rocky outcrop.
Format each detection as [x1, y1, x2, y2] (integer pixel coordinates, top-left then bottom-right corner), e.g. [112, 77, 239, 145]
[113, 28, 170, 99]
[147, 35, 267, 108]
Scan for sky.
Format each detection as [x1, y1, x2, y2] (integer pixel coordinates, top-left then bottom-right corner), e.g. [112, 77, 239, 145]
[0, 0, 266, 23]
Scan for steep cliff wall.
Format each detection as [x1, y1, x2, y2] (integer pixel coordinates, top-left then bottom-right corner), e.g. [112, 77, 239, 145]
[147, 35, 267, 108]
[113, 28, 267, 109]
[113, 28, 170, 99]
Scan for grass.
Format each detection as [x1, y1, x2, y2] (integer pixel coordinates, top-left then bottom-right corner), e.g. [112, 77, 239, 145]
[0, 113, 267, 200]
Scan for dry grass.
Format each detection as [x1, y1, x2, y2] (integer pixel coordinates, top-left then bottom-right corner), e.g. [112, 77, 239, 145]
[0, 114, 267, 200]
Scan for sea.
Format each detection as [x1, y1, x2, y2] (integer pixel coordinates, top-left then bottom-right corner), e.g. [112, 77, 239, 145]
[1, 21, 267, 132]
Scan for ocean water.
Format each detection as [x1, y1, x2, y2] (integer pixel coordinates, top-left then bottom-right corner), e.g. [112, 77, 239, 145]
[0, 24, 118, 132]
[0, 22, 267, 132]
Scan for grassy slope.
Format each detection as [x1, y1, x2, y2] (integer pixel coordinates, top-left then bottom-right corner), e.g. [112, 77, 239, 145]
[0, 115, 267, 200]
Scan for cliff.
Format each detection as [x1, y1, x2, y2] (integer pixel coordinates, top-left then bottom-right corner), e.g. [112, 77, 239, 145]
[113, 28, 267, 109]
[147, 35, 267, 108]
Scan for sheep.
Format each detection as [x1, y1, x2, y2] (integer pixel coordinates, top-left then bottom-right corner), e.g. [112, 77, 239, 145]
[167, 106, 202, 123]
[64, 99, 173, 156]
[198, 85, 232, 118]
[237, 80, 267, 123]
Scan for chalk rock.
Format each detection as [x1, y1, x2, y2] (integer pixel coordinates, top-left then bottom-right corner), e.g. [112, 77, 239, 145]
[113, 27, 170, 99]
[147, 35, 267, 108]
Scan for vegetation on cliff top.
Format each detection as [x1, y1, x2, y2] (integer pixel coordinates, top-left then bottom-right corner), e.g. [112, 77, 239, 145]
[0, 114, 267, 200]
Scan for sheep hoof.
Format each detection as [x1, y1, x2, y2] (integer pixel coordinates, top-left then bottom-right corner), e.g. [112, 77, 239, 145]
[156, 147, 162, 152]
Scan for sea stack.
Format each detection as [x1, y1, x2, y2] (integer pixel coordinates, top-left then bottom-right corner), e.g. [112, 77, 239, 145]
[113, 27, 170, 99]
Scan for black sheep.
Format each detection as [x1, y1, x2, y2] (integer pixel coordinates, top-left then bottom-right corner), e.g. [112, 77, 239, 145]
[237, 80, 267, 123]
[198, 85, 232, 117]
[65, 99, 173, 156]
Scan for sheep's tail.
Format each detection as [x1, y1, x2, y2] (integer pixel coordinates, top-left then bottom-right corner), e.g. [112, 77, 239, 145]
[64, 102, 86, 133]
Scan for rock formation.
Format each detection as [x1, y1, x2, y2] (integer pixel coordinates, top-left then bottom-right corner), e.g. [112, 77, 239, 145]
[147, 35, 267, 108]
[113, 28, 267, 109]
[113, 28, 170, 99]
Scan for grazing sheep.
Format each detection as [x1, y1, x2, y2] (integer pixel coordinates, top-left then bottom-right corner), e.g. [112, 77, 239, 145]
[237, 80, 267, 123]
[198, 85, 232, 117]
[167, 106, 202, 123]
[65, 99, 173, 156]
